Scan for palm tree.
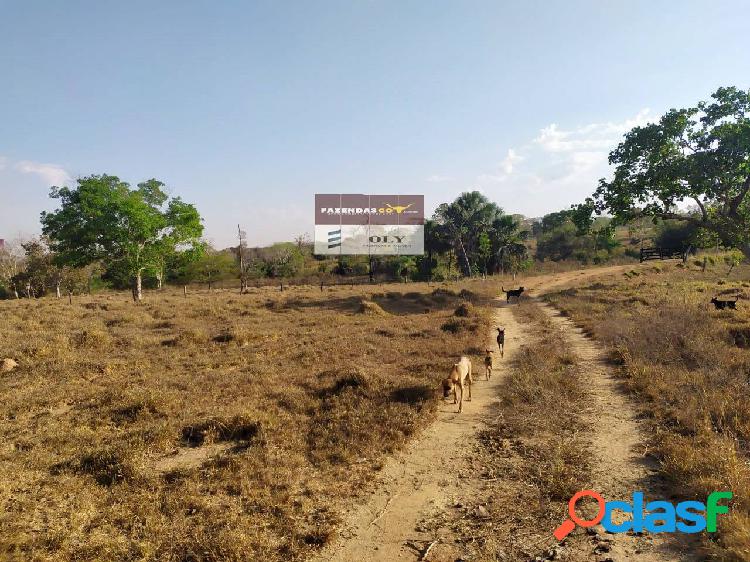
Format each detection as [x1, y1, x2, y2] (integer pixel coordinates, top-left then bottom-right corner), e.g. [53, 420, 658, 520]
[434, 191, 503, 276]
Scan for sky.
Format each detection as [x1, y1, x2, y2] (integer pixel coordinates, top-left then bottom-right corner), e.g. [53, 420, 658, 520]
[1, 0, 749, 248]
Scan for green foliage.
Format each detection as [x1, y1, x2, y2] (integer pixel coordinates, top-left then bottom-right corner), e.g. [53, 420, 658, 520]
[13, 240, 54, 297]
[245, 243, 305, 279]
[589, 86, 750, 259]
[535, 212, 620, 264]
[7, 239, 93, 297]
[653, 220, 699, 249]
[180, 249, 237, 286]
[433, 191, 528, 276]
[41, 175, 204, 300]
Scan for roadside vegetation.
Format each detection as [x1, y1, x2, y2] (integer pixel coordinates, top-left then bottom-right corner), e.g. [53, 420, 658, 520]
[546, 261, 750, 560]
[0, 280, 494, 561]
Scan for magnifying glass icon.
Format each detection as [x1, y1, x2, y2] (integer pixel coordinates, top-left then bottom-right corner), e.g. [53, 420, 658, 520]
[553, 490, 606, 540]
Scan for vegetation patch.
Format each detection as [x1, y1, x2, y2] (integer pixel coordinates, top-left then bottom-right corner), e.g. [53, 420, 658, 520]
[546, 264, 750, 559]
[357, 299, 388, 315]
[453, 301, 474, 317]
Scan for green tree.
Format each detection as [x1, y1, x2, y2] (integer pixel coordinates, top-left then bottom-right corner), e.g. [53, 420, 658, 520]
[477, 232, 491, 276]
[434, 191, 506, 276]
[489, 214, 528, 274]
[14, 240, 53, 297]
[41, 175, 204, 302]
[585, 86, 750, 260]
[536, 221, 582, 262]
[182, 249, 236, 290]
[420, 219, 452, 280]
[0, 240, 24, 299]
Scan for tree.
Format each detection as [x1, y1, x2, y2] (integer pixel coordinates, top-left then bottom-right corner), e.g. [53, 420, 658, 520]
[489, 214, 528, 274]
[586, 86, 750, 260]
[41, 175, 204, 302]
[421, 219, 452, 280]
[260, 243, 304, 278]
[536, 221, 582, 262]
[434, 191, 506, 276]
[15, 239, 55, 298]
[0, 240, 25, 299]
[536, 210, 619, 264]
[183, 248, 236, 290]
[478, 232, 491, 276]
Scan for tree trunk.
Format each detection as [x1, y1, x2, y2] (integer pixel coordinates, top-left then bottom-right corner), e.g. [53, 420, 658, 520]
[131, 271, 143, 302]
[56, 281, 61, 299]
[156, 272, 163, 290]
[457, 239, 472, 277]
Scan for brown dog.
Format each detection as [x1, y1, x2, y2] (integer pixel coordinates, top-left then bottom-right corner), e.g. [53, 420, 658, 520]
[496, 327, 505, 357]
[442, 356, 473, 413]
[484, 349, 493, 380]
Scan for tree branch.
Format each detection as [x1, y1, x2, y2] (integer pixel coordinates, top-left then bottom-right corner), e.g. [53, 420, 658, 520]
[728, 174, 750, 218]
[692, 197, 708, 222]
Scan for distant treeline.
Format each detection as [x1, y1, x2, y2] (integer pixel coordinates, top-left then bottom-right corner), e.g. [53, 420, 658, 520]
[0, 189, 731, 299]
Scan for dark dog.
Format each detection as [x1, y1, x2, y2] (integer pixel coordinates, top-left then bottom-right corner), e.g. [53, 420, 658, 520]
[502, 286, 525, 303]
[484, 349, 493, 380]
[496, 327, 505, 357]
[711, 297, 738, 310]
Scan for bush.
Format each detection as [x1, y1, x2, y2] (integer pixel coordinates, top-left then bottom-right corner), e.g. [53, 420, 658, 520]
[454, 301, 474, 317]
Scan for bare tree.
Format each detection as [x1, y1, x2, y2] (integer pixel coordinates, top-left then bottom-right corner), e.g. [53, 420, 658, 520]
[237, 225, 248, 293]
[294, 232, 311, 250]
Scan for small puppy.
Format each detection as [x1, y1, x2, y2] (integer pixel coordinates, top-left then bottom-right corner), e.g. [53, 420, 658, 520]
[484, 349, 493, 380]
[442, 356, 473, 413]
[496, 327, 505, 357]
[502, 286, 525, 303]
[711, 297, 738, 310]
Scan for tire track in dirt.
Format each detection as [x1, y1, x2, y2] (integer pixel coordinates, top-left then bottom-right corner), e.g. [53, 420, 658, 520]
[535, 301, 693, 560]
[312, 298, 522, 562]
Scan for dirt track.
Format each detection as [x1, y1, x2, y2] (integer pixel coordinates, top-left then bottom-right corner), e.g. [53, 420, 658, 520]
[312, 265, 690, 561]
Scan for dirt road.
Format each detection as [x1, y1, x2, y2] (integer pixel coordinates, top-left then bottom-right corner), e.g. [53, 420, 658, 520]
[312, 265, 689, 561]
[538, 302, 692, 561]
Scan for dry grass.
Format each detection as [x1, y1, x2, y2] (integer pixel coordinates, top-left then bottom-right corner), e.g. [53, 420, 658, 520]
[546, 262, 750, 561]
[0, 280, 496, 561]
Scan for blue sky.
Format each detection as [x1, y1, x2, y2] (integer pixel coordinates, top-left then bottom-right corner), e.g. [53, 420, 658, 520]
[2, 0, 749, 248]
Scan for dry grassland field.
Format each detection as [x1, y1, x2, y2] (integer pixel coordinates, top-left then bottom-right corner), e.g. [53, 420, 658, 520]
[3, 262, 750, 562]
[0, 280, 495, 561]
